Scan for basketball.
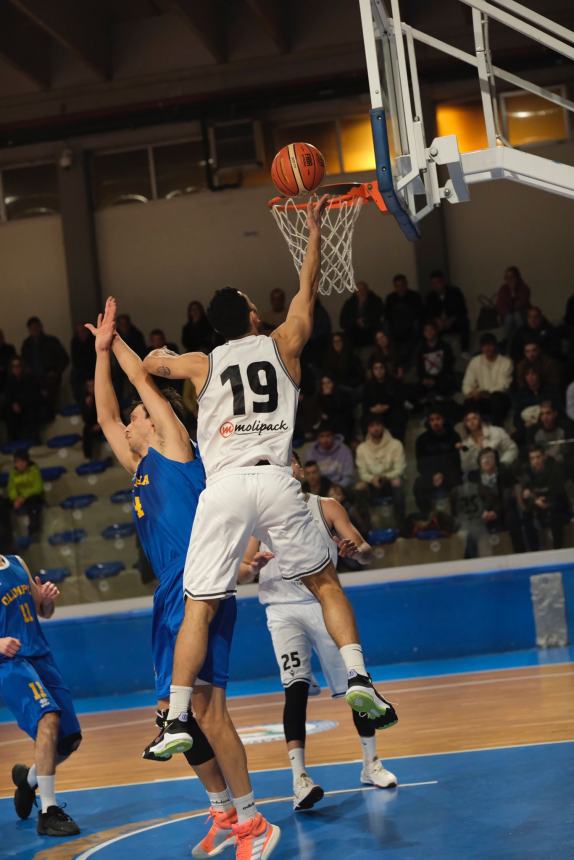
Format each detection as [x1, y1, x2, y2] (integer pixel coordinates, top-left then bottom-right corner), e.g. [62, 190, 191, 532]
[271, 142, 325, 197]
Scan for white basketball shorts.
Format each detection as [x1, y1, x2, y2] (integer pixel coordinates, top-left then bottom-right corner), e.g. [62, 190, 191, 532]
[183, 465, 331, 601]
[265, 601, 347, 697]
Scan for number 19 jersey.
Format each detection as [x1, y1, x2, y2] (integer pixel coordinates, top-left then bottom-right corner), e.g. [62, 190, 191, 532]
[197, 334, 298, 478]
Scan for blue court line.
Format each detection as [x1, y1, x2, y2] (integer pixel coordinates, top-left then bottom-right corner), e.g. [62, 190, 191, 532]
[1, 742, 573, 859]
[1, 646, 572, 723]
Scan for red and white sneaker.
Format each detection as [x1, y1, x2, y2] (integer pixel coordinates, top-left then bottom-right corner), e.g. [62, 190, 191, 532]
[233, 813, 280, 860]
[192, 807, 237, 858]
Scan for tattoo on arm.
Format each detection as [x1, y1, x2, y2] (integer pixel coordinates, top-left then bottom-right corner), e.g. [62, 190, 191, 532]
[156, 365, 171, 377]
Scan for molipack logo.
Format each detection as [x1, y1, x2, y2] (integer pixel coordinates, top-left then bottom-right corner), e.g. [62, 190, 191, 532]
[219, 419, 289, 439]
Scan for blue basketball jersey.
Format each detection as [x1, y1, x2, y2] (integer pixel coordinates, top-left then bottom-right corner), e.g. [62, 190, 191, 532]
[0, 555, 50, 663]
[132, 446, 206, 582]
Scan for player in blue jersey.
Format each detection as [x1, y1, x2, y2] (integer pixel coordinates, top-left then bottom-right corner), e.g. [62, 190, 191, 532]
[1, 554, 82, 836]
[88, 298, 274, 858]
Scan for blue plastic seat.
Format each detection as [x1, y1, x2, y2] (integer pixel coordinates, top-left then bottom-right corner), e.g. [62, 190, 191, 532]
[110, 489, 132, 504]
[47, 434, 81, 449]
[373, 495, 394, 507]
[85, 561, 125, 580]
[48, 528, 87, 546]
[1, 439, 34, 455]
[60, 494, 97, 510]
[14, 535, 32, 550]
[368, 528, 399, 545]
[36, 568, 71, 584]
[40, 466, 67, 482]
[59, 404, 81, 417]
[415, 529, 443, 541]
[0, 473, 8, 488]
[76, 459, 109, 476]
[102, 523, 135, 540]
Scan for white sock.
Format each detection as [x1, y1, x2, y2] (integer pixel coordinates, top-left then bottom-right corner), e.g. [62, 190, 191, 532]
[340, 644, 367, 679]
[27, 765, 37, 788]
[207, 789, 234, 813]
[233, 791, 257, 824]
[167, 685, 192, 721]
[37, 775, 57, 813]
[359, 735, 377, 766]
[289, 746, 306, 783]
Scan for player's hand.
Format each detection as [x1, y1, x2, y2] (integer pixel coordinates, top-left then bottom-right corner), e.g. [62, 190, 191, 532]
[336, 538, 359, 558]
[85, 296, 117, 352]
[34, 577, 60, 602]
[0, 637, 21, 658]
[249, 551, 274, 575]
[306, 194, 329, 234]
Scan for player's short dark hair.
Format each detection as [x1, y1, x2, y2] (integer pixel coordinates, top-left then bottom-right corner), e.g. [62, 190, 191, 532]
[430, 269, 445, 279]
[528, 443, 544, 456]
[304, 460, 318, 468]
[479, 332, 497, 347]
[317, 423, 335, 435]
[128, 387, 185, 423]
[26, 316, 41, 328]
[149, 328, 164, 338]
[206, 287, 251, 339]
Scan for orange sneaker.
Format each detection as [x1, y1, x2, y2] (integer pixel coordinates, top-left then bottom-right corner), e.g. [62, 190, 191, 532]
[192, 807, 238, 858]
[233, 813, 281, 860]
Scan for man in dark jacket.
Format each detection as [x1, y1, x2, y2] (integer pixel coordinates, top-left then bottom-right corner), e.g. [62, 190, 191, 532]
[519, 445, 571, 550]
[425, 270, 470, 352]
[70, 322, 97, 402]
[510, 306, 562, 362]
[415, 321, 457, 402]
[0, 329, 16, 393]
[21, 317, 69, 415]
[340, 281, 384, 348]
[413, 407, 462, 515]
[385, 274, 423, 365]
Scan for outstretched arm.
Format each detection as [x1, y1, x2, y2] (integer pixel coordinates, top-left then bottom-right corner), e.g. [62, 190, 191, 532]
[322, 498, 372, 565]
[272, 195, 329, 363]
[142, 348, 209, 390]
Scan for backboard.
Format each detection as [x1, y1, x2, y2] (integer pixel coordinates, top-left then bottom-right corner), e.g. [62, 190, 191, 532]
[358, 0, 574, 241]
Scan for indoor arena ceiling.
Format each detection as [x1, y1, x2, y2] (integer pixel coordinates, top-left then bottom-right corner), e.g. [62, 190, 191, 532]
[0, 0, 573, 146]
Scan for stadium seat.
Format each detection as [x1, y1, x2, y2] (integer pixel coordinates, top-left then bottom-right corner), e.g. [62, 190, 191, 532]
[40, 466, 67, 482]
[47, 434, 82, 449]
[15, 535, 33, 551]
[368, 528, 399, 545]
[60, 494, 98, 510]
[85, 561, 125, 580]
[36, 567, 71, 584]
[110, 489, 133, 504]
[48, 528, 87, 546]
[0, 473, 7, 488]
[76, 459, 110, 476]
[1, 439, 34, 455]
[102, 523, 135, 540]
[59, 404, 81, 417]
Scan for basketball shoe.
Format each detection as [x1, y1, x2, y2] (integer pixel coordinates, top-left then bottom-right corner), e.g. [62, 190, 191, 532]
[293, 773, 324, 811]
[37, 805, 80, 836]
[360, 758, 398, 788]
[345, 673, 398, 727]
[192, 807, 237, 858]
[144, 715, 193, 758]
[233, 813, 280, 859]
[142, 709, 173, 761]
[12, 763, 36, 819]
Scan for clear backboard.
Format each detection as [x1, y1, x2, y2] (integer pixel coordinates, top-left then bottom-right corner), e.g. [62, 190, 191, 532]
[358, 0, 574, 240]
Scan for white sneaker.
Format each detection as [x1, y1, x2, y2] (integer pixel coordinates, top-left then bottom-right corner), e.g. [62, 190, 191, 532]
[293, 773, 324, 811]
[360, 758, 398, 789]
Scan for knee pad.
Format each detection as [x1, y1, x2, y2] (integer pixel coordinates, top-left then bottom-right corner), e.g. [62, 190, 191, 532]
[183, 714, 216, 767]
[57, 731, 82, 757]
[283, 681, 309, 744]
[352, 710, 375, 738]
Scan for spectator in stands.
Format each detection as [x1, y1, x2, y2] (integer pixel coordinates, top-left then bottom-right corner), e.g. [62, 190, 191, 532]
[3, 357, 45, 442]
[519, 444, 571, 550]
[70, 322, 97, 403]
[115, 314, 147, 358]
[146, 329, 179, 355]
[81, 379, 101, 460]
[425, 270, 470, 352]
[21, 316, 69, 415]
[301, 296, 332, 368]
[458, 409, 518, 475]
[385, 274, 423, 365]
[362, 359, 406, 441]
[181, 301, 214, 354]
[355, 416, 406, 523]
[512, 367, 559, 440]
[321, 332, 364, 395]
[328, 483, 371, 536]
[303, 460, 332, 496]
[414, 407, 462, 516]
[340, 280, 384, 348]
[495, 266, 531, 342]
[462, 333, 513, 426]
[296, 376, 354, 443]
[368, 329, 404, 381]
[415, 321, 457, 404]
[307, 425, 355, 488]
[0, 329, 16, 394]
[7, 449, 44, 537]
[262, 288, 288, 333]
[475, 448, 524, 553]
[529, 401, 574, 474]
[510, 306, 562, 362]
[516, 340, 563, 390]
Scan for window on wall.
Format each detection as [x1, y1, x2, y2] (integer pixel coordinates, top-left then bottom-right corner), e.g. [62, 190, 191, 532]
[501, 88, 569, 147]
[153, 140, 207, 198]
[92, 149, 152, 208]
[435, 102, 488, 153]
[2, 163, 59, 220]
[339, 116, 376, 172]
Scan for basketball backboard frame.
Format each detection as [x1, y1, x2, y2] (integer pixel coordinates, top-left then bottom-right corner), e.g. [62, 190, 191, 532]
[358, 0, 574, 240]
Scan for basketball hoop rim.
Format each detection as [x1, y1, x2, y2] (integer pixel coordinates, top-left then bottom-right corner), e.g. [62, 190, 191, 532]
[268, 181, 387, 213]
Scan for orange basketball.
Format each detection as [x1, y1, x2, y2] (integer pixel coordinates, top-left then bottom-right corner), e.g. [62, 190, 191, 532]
[271, 142, 325, 197]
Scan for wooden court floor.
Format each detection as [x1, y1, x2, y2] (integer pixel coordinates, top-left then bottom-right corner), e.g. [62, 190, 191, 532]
[1, 662, 573, 797]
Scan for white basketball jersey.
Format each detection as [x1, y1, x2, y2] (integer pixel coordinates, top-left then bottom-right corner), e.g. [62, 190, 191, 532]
[258, 494, 337, 605]
[197, 334, 298, 478]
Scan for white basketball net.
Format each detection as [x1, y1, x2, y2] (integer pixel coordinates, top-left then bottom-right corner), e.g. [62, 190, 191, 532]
[270, 194, 366, 295]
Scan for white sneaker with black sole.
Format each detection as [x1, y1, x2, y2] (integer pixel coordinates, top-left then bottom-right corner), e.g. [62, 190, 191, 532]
[360, 758, 398, 789]
[293, 773, 325, 811]
[144, 716, 193, 758]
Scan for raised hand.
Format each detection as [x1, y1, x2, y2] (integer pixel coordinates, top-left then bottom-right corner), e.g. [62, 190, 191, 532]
[306, 193, 329, 234]
[336, 537, 360, 558]
[34, 577, 60, 603]
[85, 296, 117, 352]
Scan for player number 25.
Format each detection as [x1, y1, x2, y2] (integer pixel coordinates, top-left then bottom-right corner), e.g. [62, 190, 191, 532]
[281, 652, 301, 671]
[220, 362, 278, 417]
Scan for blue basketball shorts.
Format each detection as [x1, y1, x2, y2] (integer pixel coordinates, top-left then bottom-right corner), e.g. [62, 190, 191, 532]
[152, 575, 237, 700]
[0, 652, 80, 742]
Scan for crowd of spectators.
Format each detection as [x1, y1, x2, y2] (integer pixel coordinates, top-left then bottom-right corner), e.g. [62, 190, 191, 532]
[3, 265, 574, 560]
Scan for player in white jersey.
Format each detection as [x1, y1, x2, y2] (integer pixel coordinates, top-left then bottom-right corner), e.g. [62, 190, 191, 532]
[142, 198, 396, 784]
[240, 452, 397, 811]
